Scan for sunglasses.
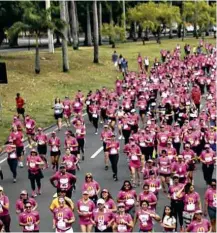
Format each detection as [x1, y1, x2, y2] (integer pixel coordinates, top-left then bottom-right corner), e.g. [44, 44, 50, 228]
[124, 184, 130, 186]
[86, 176, 92, 178]
[118, 206, 125, 209]
[211, 184, 216, 186]
[25, 206, 31, 209]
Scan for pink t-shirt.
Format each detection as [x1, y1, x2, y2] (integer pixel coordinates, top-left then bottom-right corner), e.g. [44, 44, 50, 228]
[157, 132, 170, 147]
[9, 131, 24, 147]
[114, 213, 132, 232]
[77, 199, 95, 225]
[35, 134, 47, 145]
[158, 156, 171, 174]
[48, 137, 61, 151]
[205, 188, 217, 208]
[183, 192, 201, 212]
[27, 155, 43, 172]
[82, 181, 100, 197]
[169, 183, 185, 201]
[128, 145, 142, 168]
[62, 155, 78, 171]
[104, 199, 116, 211]
[136, 209, 155, 231]
[25, 119, 35, 134]
[187, 219, 211, 232]
[53, 206, 74, 232]
[19, 210, 40, 232]
[92, 208, 113, 230]
[200, 150, 215, 165]
[144, 178, 161, 195]
[117, 190, 137, 211]
[107, 141, 120, 155]
[16, 198, 37, 213]
[0, 195, 9, 216]
[138, 192, 157, 210]
[50, 172, 76, 191]
[172, 162, 188, 178]
[75, 125, 86, 139]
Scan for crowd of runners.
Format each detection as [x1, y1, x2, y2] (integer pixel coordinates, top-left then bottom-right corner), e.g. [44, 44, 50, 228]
[0, 40, 216, 232]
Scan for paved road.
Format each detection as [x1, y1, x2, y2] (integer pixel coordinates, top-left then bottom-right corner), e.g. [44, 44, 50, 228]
[0, 111, 215, 232]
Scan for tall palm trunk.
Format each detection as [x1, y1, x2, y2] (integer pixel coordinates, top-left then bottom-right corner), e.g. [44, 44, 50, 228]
[70, 0, 79, 50]
[109, 3, 113, 44]
[93, 0, 99, 63]
[98, 2, 102, 45]
[86, 3, 92, 46]
[60, 1, 69, 72]
[35, 34, 40, 74]
[65, 2, 72, 45]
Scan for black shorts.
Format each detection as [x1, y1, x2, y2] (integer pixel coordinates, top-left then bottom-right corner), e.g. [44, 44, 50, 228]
[108, 117, 116, 122]
[67, 170, 76, 176]
[54, 113, 63, 120]
[17, 108, 25, 115]
[37, 144, 47, 155]
[103, 142, 108, 152]
[71, 150, 78, 156]
[16, 146, 24, 157]
[50, 150, 60, 157]
[28, 169, 44, 180]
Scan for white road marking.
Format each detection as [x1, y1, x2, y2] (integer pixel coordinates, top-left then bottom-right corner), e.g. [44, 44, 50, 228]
[90, 146, 103, 159]
[0, 113, 88, 164]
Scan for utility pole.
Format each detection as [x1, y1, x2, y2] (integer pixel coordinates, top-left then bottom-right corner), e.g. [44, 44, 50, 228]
[45, 0, 54, 53]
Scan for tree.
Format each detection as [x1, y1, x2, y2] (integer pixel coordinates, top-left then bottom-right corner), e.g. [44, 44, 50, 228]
[93, 0, 99, 63]
[101, 22, 125, 48]
[70, 0, 79, 50]
[86, 3, 92, 46]
[59, 1, 69, 72]
[8, 1, 65, 74]
[98, 2, 102, 45]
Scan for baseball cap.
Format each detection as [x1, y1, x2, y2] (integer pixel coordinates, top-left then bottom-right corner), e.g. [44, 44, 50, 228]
[173, 174, 179, 179]
[82, 191, 89, 195]
[20, 190, 27, 195]
[97, 199, 105, 205]
[117, 203, 125, 208]
[131, 109, 136, 113]
[60, 163, 66, 168]
[147, 159, 153, 163]
[178, 155, 183, 159]
[102, 189, 109, 193]
[0, 186, 3, 191]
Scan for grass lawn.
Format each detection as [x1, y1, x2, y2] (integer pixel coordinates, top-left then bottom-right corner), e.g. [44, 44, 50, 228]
[0, 37, 215, 145]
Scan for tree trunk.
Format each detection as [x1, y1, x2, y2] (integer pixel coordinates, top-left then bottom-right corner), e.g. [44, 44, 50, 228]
[60, 1, 69, 72]
[0, 29, 5, 46]
[9, 35, 18, 47]
[109, 3, 113, 45]
[98, 2, 102, 45]
[55, 33, 61, 46]
[133, 21, 137, 41]
[65, 1, 72, 45]
[182, 22, 185, 41]
[93, 0, 99, 63]
[112, 42, 115, 48]
[35, 34, 40, 74]
[86, 3, 92, 46]
[70, 0, 79, 50]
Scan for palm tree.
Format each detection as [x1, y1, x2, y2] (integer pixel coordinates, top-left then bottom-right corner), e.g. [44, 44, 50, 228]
[8, 2, 57, 74]
[70, 0, 79, 50]
[86, 2, 92, 46]
[59, 1, 69, 72]
[93, 0, 99, 63]
[98, 2, 102, 45]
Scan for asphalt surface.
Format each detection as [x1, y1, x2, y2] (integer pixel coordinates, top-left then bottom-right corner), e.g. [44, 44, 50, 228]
[0, 110, 216, 232]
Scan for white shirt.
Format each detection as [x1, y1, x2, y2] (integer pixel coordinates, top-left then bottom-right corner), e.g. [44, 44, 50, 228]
[54, 103, 64, 114]
[144, 58, 149, 66]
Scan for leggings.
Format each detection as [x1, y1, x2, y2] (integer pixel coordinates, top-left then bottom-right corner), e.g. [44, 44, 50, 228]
[77, 138, 85, 154]
[92, 117, 99, 130]
[202, 164, 214, 185]
[143, 147, 154, 161]
[171, 199, 184, 229]
[0, 215, 11, 232]
[30, 177, 41, 191]
[173, 142, 181, 155]
[109, 155, 119, 177]
[122, 130, 131, 144]
[7, 159, 18, 179]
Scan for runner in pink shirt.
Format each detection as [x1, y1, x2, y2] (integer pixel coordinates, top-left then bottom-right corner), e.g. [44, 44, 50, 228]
[25, 115, 36, 149]
[72, 97, 83, 115]
[99, 97, 109, 124]
[89, 102, 100, 134]
[48, 132, 61, 171]
[183, 183, 202, 228]
[0, 186, 11, 232]
[134, 200, 161, 232]
[26, 149, 44, 197]
[172, 155, 188, 183]
[62, 97, 72, 128]
[64, 131, 79, 159]
[200, 144, 216, 185]
[172, 123, 182, 154]
[92, 199, 114, 232]
[187, 210, 211, 233]
[115, 77, 122, 98]
[9, 125, 24, 167]
[77, 191, 95, 233]
[53, 197, 75, 233]
[204, 179, 216, 232]
[113, 203, 133, 232]
[205, 125, 216, 152]
[16, 190, 37, 214]
[142, 159, 158, 180]
[100, 189, 117, 213]
[165, 141, 177, 162]
[138, 184, 157, 211]
[82, 173, 100, 205]
[74, 120, 86, 160]
[19, 201, 40, 232]
[157, 125, 171, 154]
[35, 128, 48, 168]
[144, 171, 161, 198]
[50, 163, 76, 198]
[158, 150, 171, 193]
[117, 181, 137, 218]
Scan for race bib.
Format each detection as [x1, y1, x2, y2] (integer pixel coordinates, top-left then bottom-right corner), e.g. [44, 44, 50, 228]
[60, 178, 69, 189]
[168, 155, 173, 160]
[26, 123, 31, 129]
[123, 124, 128, 129]
[150, 187, 156, 193]
[161, 167, 167, 172]
[179, 113, 183, 117]
[92, 114, 98, 118]
[88, 189, 95, 196]
[205, 157, 212, 162]
[29, 162, 36, 168]
[125, 104, 130, 109]
[110, 148, 117, 155]
[139, 214, 149, 226]
[141, 105, 145, 109]
[76, 129, 81, 134]
[117, 225, 127, 232]
[64, 105, 69, 110]
[86, 101, 90, 105]
[80, 205, 89, 212]
[126, 199, 134, 205]
[213, 199, 217, 207]
[161, 136, 167, 142]
[131, 155, 138, 161]
[174, 137, 180, 143]
[140, 142, 146, 147]
[25, 225, 34, 231]
[186, 203, 195, 211]
[52, 146, 58, 152]
[184, 155, 191, 161]
[9, 152, 16, 159]
[38, 140, 44, 145]
[57, 220, 66, 230]
[66, 161, 73, 168]
[74, 103, 80, 108]
[173, 192, 178, 200]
